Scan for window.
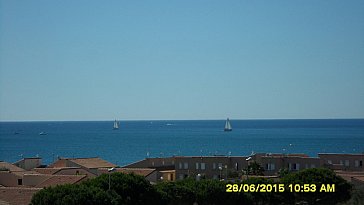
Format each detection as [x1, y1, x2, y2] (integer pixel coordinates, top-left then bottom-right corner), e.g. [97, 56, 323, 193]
[218, 163, 223, 169]
[213, 163, 216, 170]
[345, 160, 349, 167]
[196, 162, 199, 170]
[18, 179, 22, 185]
[305, 164, 308, 169]
[201, 163, 206, 170]
[355, 160, 359, 167]
[288, 163, 292, 170]
[213, 175, 218, 179]
[311, 164, 316, 168]
[292, 163, 299, 171]
[360, 161, 363, 167]
[179, 162, 182, 169]
[327, 160, 332, 164]
[340, 160, 343, 165]
[266, 163, 275, 170]
[184, 162, 188, 169]
[179, 174, 184, 180]
[271, 163, 275, 170]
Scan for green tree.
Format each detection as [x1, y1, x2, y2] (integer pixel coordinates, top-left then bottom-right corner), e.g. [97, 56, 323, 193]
[243, 177, 294, 205]
[31, 173, 162, 205]
[155, 180, 196, 205]
[156, 178, 253, 205]
[244, 161, 265, 176]
[31, 184, 120, 205]
[278, 168, 289, 178]
[31, 168, 355, 205]
[281, 168, 352, 205]
[339, 185, 364, 205]
[84, 173, 162, 205]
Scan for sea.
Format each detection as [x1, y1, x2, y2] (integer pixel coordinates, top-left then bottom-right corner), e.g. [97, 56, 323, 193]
[0, 119, 363, 166]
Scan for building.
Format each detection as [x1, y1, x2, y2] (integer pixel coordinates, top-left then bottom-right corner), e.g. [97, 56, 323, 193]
[123, 156, 249, 180]
[48, 157, 117, 175]
[122, 153, 364, 180]
[13, 157, 42, 171]
[318, 153, 364, 171]
[0, 187, 41, 205]
[253, 153, 321, 176]
[98, 167, 160, 183]
[0, 161, 38, 187]
[1, 152, 363, 205]
[23, 174, 87, 188]
[174, 156, 248, 180]
[33, 167, 96, 177]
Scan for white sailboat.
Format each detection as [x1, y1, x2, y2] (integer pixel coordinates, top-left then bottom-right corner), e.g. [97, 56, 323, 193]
[113, 120, 119, 130]
[224, 118, 232, 132]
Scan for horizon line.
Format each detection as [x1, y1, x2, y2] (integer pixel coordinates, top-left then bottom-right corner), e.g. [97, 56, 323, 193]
[1, 117, 364, 122]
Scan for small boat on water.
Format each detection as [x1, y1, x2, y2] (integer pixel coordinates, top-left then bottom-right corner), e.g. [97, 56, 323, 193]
[39, 132, 47, 135]
[224, 118, 232, 132]
[113, 120, 120, 130]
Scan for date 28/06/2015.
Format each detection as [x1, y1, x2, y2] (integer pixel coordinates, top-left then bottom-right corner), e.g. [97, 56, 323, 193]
[226, 184, 335, 193]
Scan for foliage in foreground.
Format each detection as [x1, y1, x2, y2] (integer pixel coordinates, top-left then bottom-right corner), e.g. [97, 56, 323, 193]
[31, 173, 160, 205]
[31, 168, 357, 205]
[281, 168, 352, 205]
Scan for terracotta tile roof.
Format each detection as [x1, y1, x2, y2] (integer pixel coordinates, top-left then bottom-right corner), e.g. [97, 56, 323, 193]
[353, 176, 364, 182]
[47, 159, 67, 168]
[33, 167, 96, 177]
[69, 158, 116, 169]
[33, 168, 58, 175]
[33, 168, 64, 175]
[335, 171, 364, 182]
[117, 168, 155, 177]
[335, 170, 364, 175]
[12, 171, 39, 177]
[35, 175, 86, 188]
[98, 168, 156, 177]
[0, 187, 41, 205]
[0, 162, 25, 172]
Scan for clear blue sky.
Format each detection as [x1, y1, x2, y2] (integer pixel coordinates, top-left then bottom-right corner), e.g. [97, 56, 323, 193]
[1, 1, 363, 121]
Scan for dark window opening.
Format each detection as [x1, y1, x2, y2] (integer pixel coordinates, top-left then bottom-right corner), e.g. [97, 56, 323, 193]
[18, 179, 22, 185]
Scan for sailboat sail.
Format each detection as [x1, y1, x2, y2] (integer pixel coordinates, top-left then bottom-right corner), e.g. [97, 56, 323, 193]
[113, 120, 119, 130]
[224, 118, 232, 131]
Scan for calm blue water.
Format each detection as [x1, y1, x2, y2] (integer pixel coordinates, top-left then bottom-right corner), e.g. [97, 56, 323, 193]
[1, 119, 363, 166]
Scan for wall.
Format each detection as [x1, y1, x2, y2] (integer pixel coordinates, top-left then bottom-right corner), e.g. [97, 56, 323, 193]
[319, 154, 364, 171]
[0, 172, 22, 187]
[14, 158, 42, 171]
